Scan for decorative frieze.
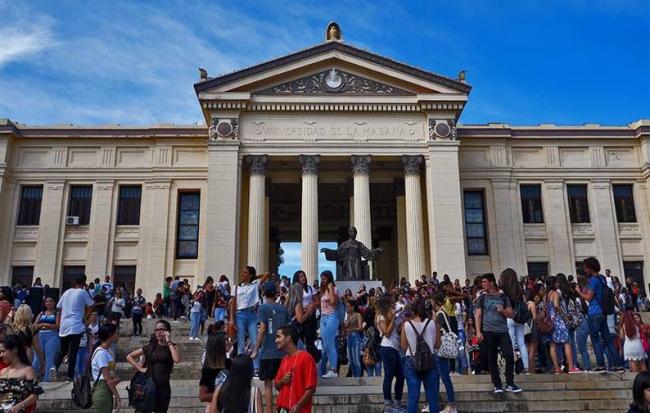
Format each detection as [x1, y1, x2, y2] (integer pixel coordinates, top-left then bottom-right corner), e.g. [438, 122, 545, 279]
[351, 155, 371, 175]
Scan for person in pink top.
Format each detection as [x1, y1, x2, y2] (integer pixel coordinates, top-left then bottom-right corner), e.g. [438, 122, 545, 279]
[319, 270, 339, 378]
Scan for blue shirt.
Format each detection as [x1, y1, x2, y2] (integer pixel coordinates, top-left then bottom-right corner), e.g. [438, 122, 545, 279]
[587, 275, 605, 316]
[256, 302, 289, 359]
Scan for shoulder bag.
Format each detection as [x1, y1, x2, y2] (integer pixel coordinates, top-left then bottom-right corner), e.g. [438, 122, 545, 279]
[436, 310, 459, 359]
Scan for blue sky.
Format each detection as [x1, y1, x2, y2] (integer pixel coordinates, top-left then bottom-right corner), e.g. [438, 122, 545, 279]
[1, 0, 648, 126]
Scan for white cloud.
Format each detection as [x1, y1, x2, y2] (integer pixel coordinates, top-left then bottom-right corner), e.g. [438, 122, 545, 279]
[0, 22, 54, 67]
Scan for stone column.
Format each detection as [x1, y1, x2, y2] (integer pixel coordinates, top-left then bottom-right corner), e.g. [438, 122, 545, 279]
[35, 180, 66, 287]
[204, 141, 242, 279]
[394, 179, 408, 280]
[591, 179, 624, 274]
[544, 180, 573, 274]
[246, 155, 267, 272]
[299, 155, 319, 281]
[87, 180, 115, 278]
[351, 155, 372, 277]
[402, 155, 426, 283]
[491, 179, 521, 271]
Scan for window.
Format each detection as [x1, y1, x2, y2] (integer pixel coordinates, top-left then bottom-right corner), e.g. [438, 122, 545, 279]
[68, 185, 93, 225]
[527, 262, 549, 278]
[117, 185, 142, 225]
[62, 265, 85, 292]
[17, 185, 43, 226]
[176, 192, 200, 259]
[613, 184, 636, 223]
[11, 266, 34, 288]
[463, 190, 488, 255]
[624, 261, 645, 296]
[113, 265, 136, 294]
[567, 184, 590, 223]
[520, 184, 544, 224]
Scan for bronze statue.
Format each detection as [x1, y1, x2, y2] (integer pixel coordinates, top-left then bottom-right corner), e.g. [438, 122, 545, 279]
[320, 226, 383, 281]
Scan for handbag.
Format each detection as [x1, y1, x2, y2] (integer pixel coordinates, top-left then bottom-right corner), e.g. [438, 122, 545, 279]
[436, 310, 460, 359]
[227, 286, 238, 338]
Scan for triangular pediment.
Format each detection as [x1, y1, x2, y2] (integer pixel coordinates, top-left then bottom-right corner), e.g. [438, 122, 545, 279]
[254, 68, 414, 96]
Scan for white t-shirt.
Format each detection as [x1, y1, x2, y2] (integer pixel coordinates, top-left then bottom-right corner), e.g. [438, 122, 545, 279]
[301, 285, 315, 308]
[91, 347, 114, 381]
[376, 314, 400, 350]
[111, 298, 125, 315]
[236, 280, 260, 310]
[404, 318, 437, 357]
[190, 300, 202, 313]
[57, 288, 94, 336]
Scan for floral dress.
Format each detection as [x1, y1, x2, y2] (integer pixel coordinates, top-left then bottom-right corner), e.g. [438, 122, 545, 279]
[546, 298, 569, 344]
[0, 377, 43, 413]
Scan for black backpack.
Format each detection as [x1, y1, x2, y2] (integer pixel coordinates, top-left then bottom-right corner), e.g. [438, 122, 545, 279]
[127, 371, 157, 412]
[513, 297, 532, 324]
[71, 348, 101, 408]
[598, 275, 616, 315]
[408, 319, 434, 373]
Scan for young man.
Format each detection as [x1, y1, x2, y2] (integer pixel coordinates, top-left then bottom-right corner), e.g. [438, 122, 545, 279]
[474, 273, 522, 394]
[131, 288, 146, 337]
[253, 282, 290, 413]
[53, 273, 94, 381]
[578, 257, 624, 372]
[275, 325, 317, 413]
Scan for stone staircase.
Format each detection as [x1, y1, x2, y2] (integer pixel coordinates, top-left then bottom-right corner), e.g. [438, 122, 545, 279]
[35, 317, 637, 412]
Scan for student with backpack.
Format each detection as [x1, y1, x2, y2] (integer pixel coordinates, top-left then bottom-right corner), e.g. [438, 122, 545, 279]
[90, 323, 120, 412]
[577, 257, 625, 372]
[400, 298, 441, 413]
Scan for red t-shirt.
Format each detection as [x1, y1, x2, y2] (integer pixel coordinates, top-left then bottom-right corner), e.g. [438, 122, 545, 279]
[274, 351, 317, 413]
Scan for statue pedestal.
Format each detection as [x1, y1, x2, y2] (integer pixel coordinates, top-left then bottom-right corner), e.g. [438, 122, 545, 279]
[335, 280, 384, 297]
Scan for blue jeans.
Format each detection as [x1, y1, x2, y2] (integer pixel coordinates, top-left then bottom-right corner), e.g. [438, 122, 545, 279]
[588, 313, 621, 369]
[347, 332, 363, 377]
[190, 311, 201, 338]
[320, 314, 339, 373]
[32, 330, 60, 382]
[367, 362, 382, 376]
[437, 357, 456, 404]
[456, 328, 469, 373]
[380, 346, 404, 402]
[75, 346, 88, 378]
[575, 319, 591, 370]
[404, 356, 440, 413]
[213, 307, 226, 322]
[236, 307, 260, 369]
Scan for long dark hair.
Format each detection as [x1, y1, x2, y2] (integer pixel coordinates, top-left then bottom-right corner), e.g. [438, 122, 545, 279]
[217, 354, 253, 413]
[500, 268, 523, 302]
[631, 371, 650, 411]
[376, 294, 393, 317]
[2, 335, 30, 365]
[555, 273, 573, 302]
[204, 332, 226, 370]
[319, 270, 335, 294]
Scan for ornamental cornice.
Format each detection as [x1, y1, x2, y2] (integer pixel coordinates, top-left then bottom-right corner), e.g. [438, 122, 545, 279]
[247, 155, 268, 175]
[351, 155, 371, 175]
[402, 155, 423, 175]
[203, 101, 464, 112]
[299, 155, 320, 175]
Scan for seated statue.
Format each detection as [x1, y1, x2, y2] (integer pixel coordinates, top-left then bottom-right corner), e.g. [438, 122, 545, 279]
[320, 226, 383, 281]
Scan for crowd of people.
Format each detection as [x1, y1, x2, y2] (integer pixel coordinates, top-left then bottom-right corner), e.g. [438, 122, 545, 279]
[1, 256, 650, 412]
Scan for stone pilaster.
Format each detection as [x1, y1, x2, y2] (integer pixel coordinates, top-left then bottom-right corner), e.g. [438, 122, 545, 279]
[204, 141, 242, 280]
[591, 179, 624, 275]
[402, 155, 426, 283]
[35, 180, 66, 287]
[351, 155, 372, 277]
[87, 180, 115, 278]
[491, 179, 522, 272]
[543, 180, 573, 274]
[299, 155, 319, 281]
[394, 179, 408, 280]
[247, 155, 267, 272]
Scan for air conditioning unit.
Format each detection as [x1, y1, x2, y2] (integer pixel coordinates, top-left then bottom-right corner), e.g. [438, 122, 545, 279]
[65, 216, 80, 226]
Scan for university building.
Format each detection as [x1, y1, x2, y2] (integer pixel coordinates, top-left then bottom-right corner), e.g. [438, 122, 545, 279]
[1, 23, 649, 299]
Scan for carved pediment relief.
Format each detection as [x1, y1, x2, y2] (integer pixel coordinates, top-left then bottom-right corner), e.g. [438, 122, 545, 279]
[254, 68, 414, 96]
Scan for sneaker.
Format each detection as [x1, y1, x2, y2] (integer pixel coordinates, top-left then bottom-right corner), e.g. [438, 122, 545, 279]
[494, 386, 503, 394]
[568, 368, 581, 374]
[392, 406, 406, 413]
[591, 366, 606, 372]
[506, 384, 522, 393]
[421, 407, 430, 413]
[49, 367, 57, 381]
[321, 371, 338, 379]
[615, 366, 626, 373]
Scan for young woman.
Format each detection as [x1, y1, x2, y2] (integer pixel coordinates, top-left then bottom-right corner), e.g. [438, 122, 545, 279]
[356, 284, 369, 312]
[292, 270, 319, 361]
[343, 289, 354, 304]
[109, 288, 125, 326]
[127, 320, 181, 413]
[344, 300, 364, 377]
[628, 370, 650, 413]
[286, 282, 317, 346]
[523, 289, 539, 374]
[199, 332, 232, 404]
[189, 289, 205, 341]
[500, 268, 529, 372]
[401, 298, 441, 413]
[204, 277, 216, 320]
[319, 270, 340, 379]
[154, 293, 165, 318]
[229, 267, 269, 371]
[621, 311, 647, 372]
[0, 335, 43, 413]
[12, 305, 42, 366]
[375, 293, 404, 412]
[544, 276, 578, 374]
[90, 323, 120, 413]
[32, 296, 60, 382]
[573, 276, 592, 371]
[209, 354, 262, 413]
[213, 289, 227, 322]
[433, 292, 457, 413]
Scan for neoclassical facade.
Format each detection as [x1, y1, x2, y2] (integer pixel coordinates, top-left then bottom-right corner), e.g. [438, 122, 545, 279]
[1, 27, 649, 299]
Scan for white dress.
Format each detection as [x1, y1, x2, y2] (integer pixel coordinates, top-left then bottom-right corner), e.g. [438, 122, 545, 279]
[623, 325, 646, 361]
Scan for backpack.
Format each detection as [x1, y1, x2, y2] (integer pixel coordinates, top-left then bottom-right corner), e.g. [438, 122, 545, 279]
[562, 298, 585, 330]
[436, 311, 460, 359]
[597, 275, 616, 315]
[537, 305, 554, 334]
[512, 297, 532, 325]
[71, 348, 102, 408]
[407, 319, 435, 373]
[127, 371, 157, 412]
